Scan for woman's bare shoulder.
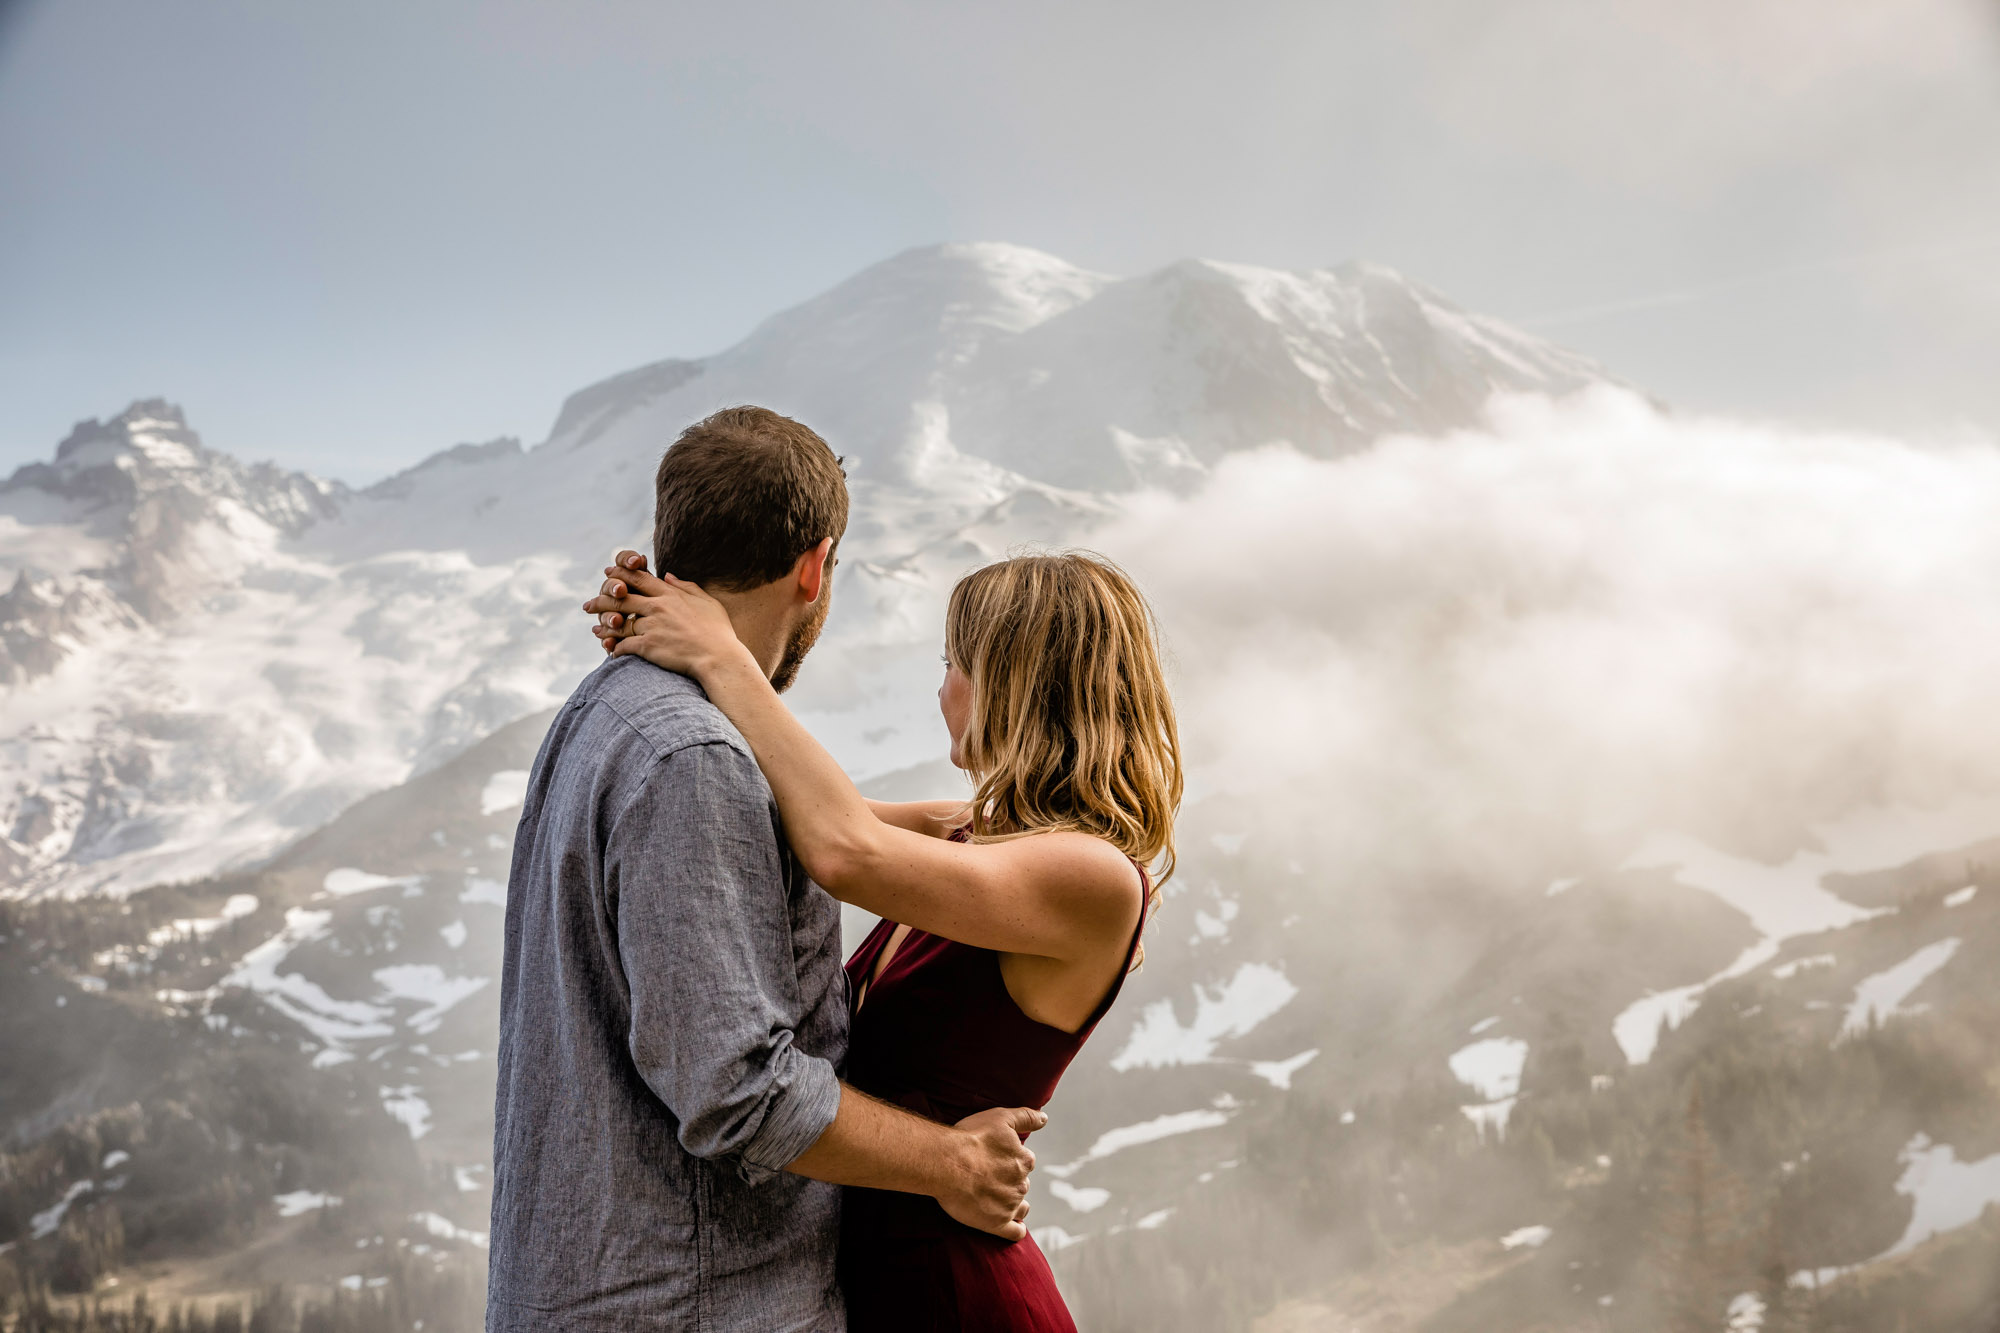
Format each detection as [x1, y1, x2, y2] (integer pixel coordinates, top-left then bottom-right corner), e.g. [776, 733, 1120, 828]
[1001, 830, 1146, 919]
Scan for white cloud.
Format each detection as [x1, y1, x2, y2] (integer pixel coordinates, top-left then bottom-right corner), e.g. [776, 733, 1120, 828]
[1095, 388, 2000, 889]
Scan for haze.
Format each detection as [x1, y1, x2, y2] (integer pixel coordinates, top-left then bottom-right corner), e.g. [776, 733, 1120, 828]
[3, 0, 1998, 481]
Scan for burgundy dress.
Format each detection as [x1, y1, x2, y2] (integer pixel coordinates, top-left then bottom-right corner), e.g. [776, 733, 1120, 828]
[839, 837, 1149, 1332]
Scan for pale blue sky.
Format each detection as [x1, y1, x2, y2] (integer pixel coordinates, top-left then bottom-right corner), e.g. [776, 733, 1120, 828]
[3, 0, 1997, 482]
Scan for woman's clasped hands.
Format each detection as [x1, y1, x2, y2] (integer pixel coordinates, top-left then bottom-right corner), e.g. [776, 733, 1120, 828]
[584, 552, 739, 679]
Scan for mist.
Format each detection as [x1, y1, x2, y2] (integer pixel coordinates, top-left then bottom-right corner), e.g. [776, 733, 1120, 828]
[1096, 387, 2000, 886]
[1015, 388, 2000, 1328]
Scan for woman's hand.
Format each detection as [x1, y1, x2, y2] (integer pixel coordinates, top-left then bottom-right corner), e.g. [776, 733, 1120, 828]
[584, 551, 653, 644]
[583, 551, 744, 682]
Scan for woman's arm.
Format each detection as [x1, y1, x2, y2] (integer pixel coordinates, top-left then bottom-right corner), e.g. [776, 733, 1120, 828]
[866, 799, 969, 838]
[586, 571, 1138, 961]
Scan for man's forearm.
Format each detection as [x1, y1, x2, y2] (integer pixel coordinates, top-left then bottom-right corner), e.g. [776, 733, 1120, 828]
[784, 1082, 966, 1196]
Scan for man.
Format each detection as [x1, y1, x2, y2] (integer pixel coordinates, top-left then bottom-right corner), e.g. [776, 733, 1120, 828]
[488, 406, 1042, 1331]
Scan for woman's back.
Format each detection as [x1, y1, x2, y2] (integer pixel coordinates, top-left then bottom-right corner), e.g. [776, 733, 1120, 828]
[838, 856, 1148, 1332]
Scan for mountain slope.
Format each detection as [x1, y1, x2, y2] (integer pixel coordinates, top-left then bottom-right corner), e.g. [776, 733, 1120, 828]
[0, 243, 1616, 901]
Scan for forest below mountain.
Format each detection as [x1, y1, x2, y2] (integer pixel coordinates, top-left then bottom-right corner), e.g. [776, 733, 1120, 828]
[6, 845, 1996, 1331]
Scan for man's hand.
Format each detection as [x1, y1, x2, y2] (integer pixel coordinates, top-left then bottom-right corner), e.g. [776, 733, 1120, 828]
[938, 1106, 1046, 1241]
[784, 1087, 1046, 1243]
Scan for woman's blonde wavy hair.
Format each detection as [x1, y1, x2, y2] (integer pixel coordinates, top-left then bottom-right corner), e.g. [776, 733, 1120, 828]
[945, 552, 1183, 953]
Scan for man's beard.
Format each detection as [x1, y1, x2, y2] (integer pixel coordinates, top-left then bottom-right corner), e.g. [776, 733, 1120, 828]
[770, 589, 832, 694]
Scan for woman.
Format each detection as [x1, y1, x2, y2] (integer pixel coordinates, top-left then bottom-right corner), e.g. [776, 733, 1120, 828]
[587, 550, 1181, 1333]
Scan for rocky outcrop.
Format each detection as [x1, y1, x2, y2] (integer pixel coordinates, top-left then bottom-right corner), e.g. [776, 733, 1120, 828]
[0, 400, 344, 659]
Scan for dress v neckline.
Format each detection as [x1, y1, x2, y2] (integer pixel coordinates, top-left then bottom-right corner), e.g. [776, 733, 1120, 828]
[856, 919, 919, 1011]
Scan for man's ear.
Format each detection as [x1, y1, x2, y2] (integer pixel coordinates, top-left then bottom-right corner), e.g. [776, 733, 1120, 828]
[796, 537, 835, 605]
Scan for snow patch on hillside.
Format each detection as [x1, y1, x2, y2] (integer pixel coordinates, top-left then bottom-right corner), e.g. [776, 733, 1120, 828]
[1614, 939, 1779, 1065]
[274, 1190, 340, 1218]
[324, 869, 419, 899]
[1249, 1049, 1319, 1090]
[479, 770, 529, 817]
[372, 964, 491, 1035]
[1110, 963, 1298, 1071]
[147, 893, 259, 946]
[1795, 1133, 2000, 1286]
[380, 1086, 433, 1140]
[1462, 1099, 1519, 1140]
[1622, 830, 1887, 943]
[1772, 954, 1835, 980]
[1615, 797, 2000, 1063]
[1839, 938, 1959, 1040]
[1033, 1225, 1085, 1253]
[223, 908, 394, 1046]
[1043, 1109, 1233, 1178]
[460, 877, 506, 907]
[1449, 1037, 1528, 1102]
[1878, 1135, 2000, 1260]
[1049, 1181, 1111, 1213]
[413, 1210, 488, 1248]
[30, 1181, 93, 1239]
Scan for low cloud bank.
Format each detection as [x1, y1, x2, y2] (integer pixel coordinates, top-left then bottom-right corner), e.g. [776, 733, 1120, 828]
[1094, 387, 2000, 887]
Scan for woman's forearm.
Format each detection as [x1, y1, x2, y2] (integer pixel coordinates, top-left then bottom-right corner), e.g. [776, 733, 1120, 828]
[867, 798, 969, 837]
[699, 645, 886, 894]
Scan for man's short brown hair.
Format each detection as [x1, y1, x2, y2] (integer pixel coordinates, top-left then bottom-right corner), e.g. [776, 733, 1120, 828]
[653, 406, 849, 591]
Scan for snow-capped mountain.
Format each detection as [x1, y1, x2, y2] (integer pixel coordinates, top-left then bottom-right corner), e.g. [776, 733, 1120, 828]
[0, 403, 341, 681]
[6, 242, 1999, 1333]
[0, 404, 587, 899]
[527, 244, 1612, 493]
[0, 242, 1610, 901]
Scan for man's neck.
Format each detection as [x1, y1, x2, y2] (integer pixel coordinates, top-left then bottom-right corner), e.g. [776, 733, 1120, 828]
[708, 587, 788, 683]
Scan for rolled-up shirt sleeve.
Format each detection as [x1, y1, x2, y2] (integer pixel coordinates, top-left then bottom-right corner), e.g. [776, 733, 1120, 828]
[607, 741, 841, 1183]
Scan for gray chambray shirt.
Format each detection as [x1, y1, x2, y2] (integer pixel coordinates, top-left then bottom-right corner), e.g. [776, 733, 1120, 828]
[488, 655, 849, 1332]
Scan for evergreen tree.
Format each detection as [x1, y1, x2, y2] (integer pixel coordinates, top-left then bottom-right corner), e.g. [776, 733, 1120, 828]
[246, 1286, 294, 1333]
[1754, 1209, 1811, 1333]
[1651, 1082, 1756, 1333]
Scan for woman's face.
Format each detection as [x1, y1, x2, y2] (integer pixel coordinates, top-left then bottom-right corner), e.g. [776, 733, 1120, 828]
[939, 658, 972, 770]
